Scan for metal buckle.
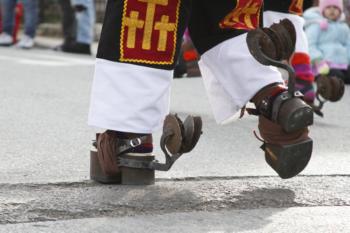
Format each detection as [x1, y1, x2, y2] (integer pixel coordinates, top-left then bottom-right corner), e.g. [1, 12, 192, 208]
[130, 138, 142, 147]
[294, 91, 304, 97]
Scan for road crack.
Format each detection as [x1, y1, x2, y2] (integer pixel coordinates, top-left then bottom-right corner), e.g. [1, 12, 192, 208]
[1, 176, 349, 224]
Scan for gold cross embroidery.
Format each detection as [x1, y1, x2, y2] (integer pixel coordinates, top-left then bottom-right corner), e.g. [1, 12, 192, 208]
[221, 0, 260, 30]
[232, 0, 259, 29]
[123, 11, 145, 48]
[290, 0, 304, 14]
[293, 0, 303, 10]
[154, 15, 176, 51]
[138, 0, 169, 50]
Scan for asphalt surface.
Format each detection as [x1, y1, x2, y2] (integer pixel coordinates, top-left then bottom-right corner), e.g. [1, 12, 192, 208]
[0, 46, 349, 232]
[1, 176, 350, 224]
[1, 207, 350, 233]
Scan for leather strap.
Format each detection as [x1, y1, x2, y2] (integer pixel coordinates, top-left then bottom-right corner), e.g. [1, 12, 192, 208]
[118, 136, 151, 155]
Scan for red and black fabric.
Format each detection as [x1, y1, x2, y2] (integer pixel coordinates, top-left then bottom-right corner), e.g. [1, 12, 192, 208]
[97, 0, 191, 70]
[97, 0, 264, 70]
[189, 0, 263, 55]
[264, 0, 305, 15]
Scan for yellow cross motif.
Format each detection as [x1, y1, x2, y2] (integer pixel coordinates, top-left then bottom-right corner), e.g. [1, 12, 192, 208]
[123, 11, 145, 48]
[138, 0, 169, 50]
[154, 15, 176, 51]
[231, 0, 259, 29]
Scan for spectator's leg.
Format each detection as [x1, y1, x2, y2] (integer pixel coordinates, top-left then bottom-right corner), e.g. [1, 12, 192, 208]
[59, 0, 76, 45]
[345, 67, 350, 84]
[63, 0, 95, 54]
[1, 0, 17, 35]
[22, 0, 38, 38]
[291, 53, 315, 104]
[173, 40, 187, 78]
[329, 69, 345, 81]
[75, 0, 95, 45]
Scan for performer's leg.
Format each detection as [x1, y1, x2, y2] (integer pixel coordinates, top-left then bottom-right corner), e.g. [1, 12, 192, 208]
[88, 0, 191, 183]
[263, 7, 316, 105]
[189, 1, 284, 123]
[263, 11, 309, 53]
[189, 1, 312, 178]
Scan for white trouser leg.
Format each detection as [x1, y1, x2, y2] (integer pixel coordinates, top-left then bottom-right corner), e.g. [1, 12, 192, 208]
[263, 11, 309, 53]
[88, 59, 173, 133]
[199, 33, 284, 124]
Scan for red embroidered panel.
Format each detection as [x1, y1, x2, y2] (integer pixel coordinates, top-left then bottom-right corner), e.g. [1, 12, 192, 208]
[219, 0, 263, 30]
[120, 0, 180, 65]
[289, 0, 304, 15]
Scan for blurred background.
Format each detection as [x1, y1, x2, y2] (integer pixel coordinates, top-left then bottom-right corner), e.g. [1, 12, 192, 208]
[1, 0, 350, 78]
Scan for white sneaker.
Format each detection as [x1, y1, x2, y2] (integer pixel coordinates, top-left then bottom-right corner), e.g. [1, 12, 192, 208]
[16, 35, 34, 49]
[0, 33, 13, 46]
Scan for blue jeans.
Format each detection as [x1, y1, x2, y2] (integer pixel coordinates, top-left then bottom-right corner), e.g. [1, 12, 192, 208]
[1, 0, 38, 38]
[72, 0, 95, 44]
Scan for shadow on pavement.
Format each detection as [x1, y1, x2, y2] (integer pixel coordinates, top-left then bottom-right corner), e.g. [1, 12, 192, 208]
[218, 188, 296, 232]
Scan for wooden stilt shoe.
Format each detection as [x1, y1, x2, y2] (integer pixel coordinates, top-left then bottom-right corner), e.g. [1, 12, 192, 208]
[90, 150, 121, 184]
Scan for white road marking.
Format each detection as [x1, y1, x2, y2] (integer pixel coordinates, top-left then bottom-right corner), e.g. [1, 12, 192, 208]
[0, 52, 95, 66]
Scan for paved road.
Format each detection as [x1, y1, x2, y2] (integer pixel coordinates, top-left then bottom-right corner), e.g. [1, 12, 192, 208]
[0, 47, 349, 232]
